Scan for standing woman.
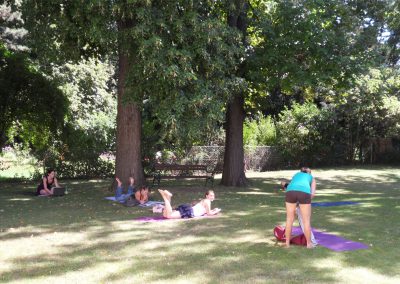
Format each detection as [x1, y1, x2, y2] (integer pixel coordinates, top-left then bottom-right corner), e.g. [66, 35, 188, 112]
[285, 167, 316, 248]
[36, 168, 60, 196]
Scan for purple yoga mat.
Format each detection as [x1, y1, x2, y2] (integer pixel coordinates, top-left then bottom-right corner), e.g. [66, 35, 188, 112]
[292, 226, 369, 251]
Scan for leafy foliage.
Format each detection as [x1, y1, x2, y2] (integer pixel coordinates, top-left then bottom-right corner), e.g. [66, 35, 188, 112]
[21, 0, 246, 161]
[0, 44, 68, 150]
[41, 59, 117, 178]
[274, 67, 400, 166]
[124, 3, 245, 149]
[246, 0, 389, 116]
[243, 114, 276, 146]
[0, 1, 28, 51]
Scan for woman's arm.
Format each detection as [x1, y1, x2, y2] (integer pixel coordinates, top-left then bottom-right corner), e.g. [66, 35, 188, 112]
[135, 191, 143, 203]
[204, 200, 221, 215]
[141, 192, 149, 203]
[311, 178, 316, 198]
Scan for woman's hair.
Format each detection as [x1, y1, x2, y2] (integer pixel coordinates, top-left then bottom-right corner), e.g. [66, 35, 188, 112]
[300, 167, 311, 173]
[204, 190, 214, 198]
[46, 168, 55, 175]
[139, 185, 150, 192]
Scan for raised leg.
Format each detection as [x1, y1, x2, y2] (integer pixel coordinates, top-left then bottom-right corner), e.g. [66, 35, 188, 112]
[158, 189, 173, 218]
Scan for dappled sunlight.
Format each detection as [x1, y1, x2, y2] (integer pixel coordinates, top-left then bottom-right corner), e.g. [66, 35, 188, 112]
[230, 211, 255, 217]
[325, 216, 354, 225]
[237, 191, 271, 196]
[317, 188, 355, 195]
[1, 167, 400, 282]
[8, 198, 33, 202]
[222, 228, 271, 245]
[312, 257, 400, 284]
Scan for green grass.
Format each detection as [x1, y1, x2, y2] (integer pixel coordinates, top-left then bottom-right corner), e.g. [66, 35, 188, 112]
[0, 163, 36, 180]
[1, 167, 400, 283]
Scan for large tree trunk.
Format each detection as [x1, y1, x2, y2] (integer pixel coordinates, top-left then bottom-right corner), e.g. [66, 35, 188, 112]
[221, 1, 248, 186]
[222, 95, 247, 186]
[114, 47, 145, 188]
[115, 53, 145, 187]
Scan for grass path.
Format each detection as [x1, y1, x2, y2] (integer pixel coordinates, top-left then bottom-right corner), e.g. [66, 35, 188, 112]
[0, 167, 399, 283]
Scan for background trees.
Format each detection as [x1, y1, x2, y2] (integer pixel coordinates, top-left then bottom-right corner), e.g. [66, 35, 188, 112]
[1, 0, 399, 184]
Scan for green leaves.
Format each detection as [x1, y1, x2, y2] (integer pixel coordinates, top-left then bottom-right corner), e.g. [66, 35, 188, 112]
[0, 44, 68, 149]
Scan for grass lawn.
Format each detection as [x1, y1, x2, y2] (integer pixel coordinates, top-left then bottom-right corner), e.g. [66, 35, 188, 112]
[0, 167, 400, 283]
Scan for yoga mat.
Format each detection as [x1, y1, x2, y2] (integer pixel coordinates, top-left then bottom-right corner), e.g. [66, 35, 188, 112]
[105, 196, 124, 203]
[138, 201, 164, 207]
[312, 201, 360, 207]
[134, 215, 220, 222]
[292, 226, 368, 251]
[105, 197, 164, 207]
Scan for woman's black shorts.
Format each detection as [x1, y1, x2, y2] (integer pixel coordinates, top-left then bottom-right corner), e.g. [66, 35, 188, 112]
[285, 190, 311, 204]
[176, 204, 194, 218]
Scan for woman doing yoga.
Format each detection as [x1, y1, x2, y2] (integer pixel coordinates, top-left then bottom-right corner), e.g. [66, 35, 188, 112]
[158, 189, 221, 219]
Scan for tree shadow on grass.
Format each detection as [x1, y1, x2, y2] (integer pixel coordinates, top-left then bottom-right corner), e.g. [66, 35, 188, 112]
[0, 172, 400, 283]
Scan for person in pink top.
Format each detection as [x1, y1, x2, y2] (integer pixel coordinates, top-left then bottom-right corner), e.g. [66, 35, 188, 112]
[158, 189, 221, 219]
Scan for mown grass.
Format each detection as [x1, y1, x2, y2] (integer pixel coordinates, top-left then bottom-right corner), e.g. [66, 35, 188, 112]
[0, 167, 399, 283]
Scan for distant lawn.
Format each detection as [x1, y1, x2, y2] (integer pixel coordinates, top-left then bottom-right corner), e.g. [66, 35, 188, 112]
[0, 163, 36, 180]
[0, 167, 400, 283]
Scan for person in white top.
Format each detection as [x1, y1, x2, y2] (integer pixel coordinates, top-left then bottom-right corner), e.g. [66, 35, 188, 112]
[158, 189, 221, 219]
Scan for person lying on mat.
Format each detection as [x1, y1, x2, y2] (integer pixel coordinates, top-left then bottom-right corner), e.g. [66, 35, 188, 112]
[115, 177, 136, 202]
[284, 166, 316, 249]
[115, 177, 150, 204]
[158, 189, 221, 219]
[36, 168, 61, 196]
[135, 185, 150, 204]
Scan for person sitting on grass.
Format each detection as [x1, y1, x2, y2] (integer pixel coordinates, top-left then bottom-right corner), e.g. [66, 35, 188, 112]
[158, 189, 221, 219]
[36, 168, 61, 196]
[115, 177, 150, 204]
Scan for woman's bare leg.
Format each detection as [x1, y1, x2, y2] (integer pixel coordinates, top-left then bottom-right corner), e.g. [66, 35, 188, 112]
[158, 189, 174, 218]
[285, 202, 297, 248]
[40, 188, 53, 196]
[298, 203, 313, 248]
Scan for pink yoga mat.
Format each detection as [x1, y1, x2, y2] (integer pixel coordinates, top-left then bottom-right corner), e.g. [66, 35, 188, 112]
[134, 215, 220, 222]
[292, 226, 369, 252]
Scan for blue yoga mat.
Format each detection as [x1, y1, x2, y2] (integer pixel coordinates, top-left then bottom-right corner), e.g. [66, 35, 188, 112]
[104, 197, 164, 207]
[312, 201, 360, 207]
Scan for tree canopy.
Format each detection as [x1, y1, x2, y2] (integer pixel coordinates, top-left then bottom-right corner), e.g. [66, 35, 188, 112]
[1, 0, 399, 182]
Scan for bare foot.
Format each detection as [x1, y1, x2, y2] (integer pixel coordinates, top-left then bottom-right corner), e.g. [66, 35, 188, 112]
[115, 177, 122, 187]
[164, 190, 173, 197]
[158, 189, 165, 196]
[129, 177, 134, 186]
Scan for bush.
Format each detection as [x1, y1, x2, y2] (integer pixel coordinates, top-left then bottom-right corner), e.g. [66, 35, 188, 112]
[275, 102, 340, 166]
[243, 114, 276, 146]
